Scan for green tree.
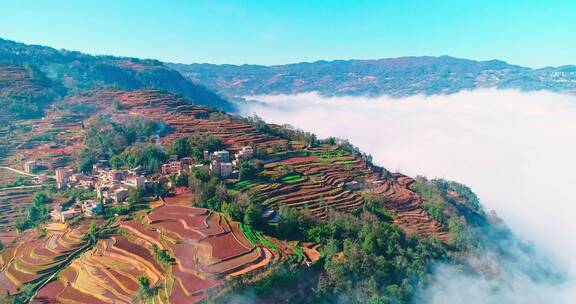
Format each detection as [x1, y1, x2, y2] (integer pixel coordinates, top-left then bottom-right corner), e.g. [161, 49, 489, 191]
[154, 182, 170, 198]
[175, 173, 189, 187]
[78, 149, 97, 174]
[306, 224, 333, 244]
[137, 275, 152, 299]
[243, 204, 263, 228]
[277, 206, 311, 239]
[166, 137, 192, 159]
[109, 155, 124, 169]
[238, 160, 262, 181]
[126, 188, 143, 205]
[151, 244, 174, 266]
[86, 223, 99, 244]
[221, 201, 242, 221]
[17, 192, 52, 231]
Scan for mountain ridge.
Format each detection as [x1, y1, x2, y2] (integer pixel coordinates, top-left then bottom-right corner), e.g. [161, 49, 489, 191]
[0, 37, 235, 112]
[168, 55, 576, 98]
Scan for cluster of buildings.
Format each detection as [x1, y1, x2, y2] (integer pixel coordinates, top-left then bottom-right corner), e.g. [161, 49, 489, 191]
[157, 147, 255, 180]
[55, 167, 95, 190]
[55, 160, 151, 205]
[48, 145, 257, 222]
[206, 150, 233, 178]
[161, 155, 195, 176]
[232, 146, 255, 166]
[51, 199, 100, 222]
[93, 163, 150, 204]
[205, 146, 254, 178]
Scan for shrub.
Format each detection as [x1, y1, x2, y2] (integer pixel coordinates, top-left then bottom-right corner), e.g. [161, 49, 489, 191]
[138, 276, 152, 299]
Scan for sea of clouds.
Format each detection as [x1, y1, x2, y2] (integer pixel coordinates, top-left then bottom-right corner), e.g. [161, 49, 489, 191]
[239, 89, 576, 303]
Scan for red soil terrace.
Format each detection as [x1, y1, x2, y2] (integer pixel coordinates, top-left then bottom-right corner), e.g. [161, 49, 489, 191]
[33, 201, 279, 304]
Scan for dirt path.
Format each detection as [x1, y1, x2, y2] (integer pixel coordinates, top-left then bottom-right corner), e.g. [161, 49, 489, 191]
[0, 184, 45, 191]
[0, 166, 55, 179]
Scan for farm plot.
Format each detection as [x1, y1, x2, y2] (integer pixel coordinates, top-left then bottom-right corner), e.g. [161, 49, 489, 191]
[0, 224, 89, 294]
[238, 147, 371, 218]
[117, 90, 289, 152]
[34, 203, 294, 304]
[36, 236, 164, 303]
[365, 173, 451, 241]
[0, 188, 35, 244]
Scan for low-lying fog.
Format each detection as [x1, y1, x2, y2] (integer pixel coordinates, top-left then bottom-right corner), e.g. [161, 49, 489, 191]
[239, 89, 576, 303]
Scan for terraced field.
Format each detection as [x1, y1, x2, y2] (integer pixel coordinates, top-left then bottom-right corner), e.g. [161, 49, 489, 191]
[67, 89, 289, 154]
[0, 87, 453, 302]
[233, 145, 450, 241]
[0, 187, 34, 244]
[32, 199, 313, 304]
[0, 102, 86, 246]
[239, 148, 369, 218]
[0, 65, 51, 101]
[3, 106, 85, 173]
[366, 173, 451, 241]
[0, 223, 89, 295]
[72, 89, 450, 240]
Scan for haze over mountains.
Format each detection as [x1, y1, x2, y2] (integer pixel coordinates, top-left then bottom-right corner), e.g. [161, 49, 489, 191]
[169, 56, 576, 98]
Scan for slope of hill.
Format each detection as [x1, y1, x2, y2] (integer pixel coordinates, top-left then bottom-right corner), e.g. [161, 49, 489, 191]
[168, 56, 576, 97]
[0, 86, 557, 303]
[0, 39, 564, 303]
[0, 38, 234, 112]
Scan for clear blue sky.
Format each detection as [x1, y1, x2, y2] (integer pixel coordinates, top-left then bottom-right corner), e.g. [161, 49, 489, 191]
[0, 0, 574, 67]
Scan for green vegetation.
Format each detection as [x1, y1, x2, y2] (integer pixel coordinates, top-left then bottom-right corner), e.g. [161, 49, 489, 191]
[433, 178, 482, 211]
[126, 188, 144, 205]
[281, 173, 305, 184]
[138, 275, 153, 299]
[166, 135, 224, 161]
[221, 201, 242, 221]
[52, 187, 97, 202]
[415, 183, 448, 226]
[244, 115, 317, 147]
[238, 160, 263, 181]
[233, 179, 257, 191]
[15, 192, 51, 231]
[4, 176, 26, 188]
[152, 244, 174, 267]
[2, 64, 65, 119]
[239, 223, 278, 249]
[118, 143, 166, 173]
[79, 115, 166, 173]
[85, 223, 99, 244]
[273, 206, 313, 240]
[413, 177, 476, 248]
[254, 263, 298, 296]
[310, 211, 446, 302]
[292, 244, 305, 262]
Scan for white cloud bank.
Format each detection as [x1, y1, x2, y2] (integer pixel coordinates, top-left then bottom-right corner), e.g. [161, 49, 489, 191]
[239, 89, 576, 303]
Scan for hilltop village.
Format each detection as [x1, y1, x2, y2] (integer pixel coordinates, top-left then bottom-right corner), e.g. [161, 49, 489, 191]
[41, 146, 255, 223]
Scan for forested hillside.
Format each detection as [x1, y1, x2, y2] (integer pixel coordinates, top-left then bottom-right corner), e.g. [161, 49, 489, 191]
[0, 38, 234, 113]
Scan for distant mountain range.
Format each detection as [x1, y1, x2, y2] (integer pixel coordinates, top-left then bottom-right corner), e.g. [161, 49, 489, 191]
[0, 38, 234, 112]
[168, 56, 576, 98]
